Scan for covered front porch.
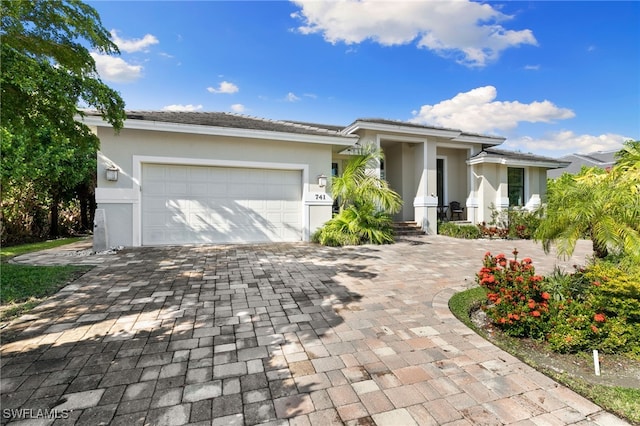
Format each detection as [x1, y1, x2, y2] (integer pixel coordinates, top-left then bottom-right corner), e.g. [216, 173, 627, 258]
[333, 119, 506, 234]
[380, 140, 475, 225]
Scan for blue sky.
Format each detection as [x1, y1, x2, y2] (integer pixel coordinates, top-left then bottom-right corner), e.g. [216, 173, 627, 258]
[88, 1, 639, 157]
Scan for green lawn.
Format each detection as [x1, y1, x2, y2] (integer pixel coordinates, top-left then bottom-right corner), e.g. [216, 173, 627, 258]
[1, 238, 91, 321]
[449, 287, 640, 424]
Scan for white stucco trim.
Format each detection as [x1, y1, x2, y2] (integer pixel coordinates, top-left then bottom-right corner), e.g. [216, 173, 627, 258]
[451, 134, 505, 144]
[95, 188, 138, 204]
[496, 197, 510, 209]
[130, 155, 310, 246]
[525, 194, 541, 210]
[413, 196, 439, 207]
[467, 156, 564, 169]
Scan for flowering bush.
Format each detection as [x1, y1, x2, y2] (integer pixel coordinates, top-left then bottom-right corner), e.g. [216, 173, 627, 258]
[477, 252, 640, 357]
[547, 261, 640, 355]
[477, 249, 551, 339]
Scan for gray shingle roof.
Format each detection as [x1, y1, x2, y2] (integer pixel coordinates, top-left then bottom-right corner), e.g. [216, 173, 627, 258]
[85, 110, 352, 138]
[471, 148, 570, 167]
[353, 117, 455, 132]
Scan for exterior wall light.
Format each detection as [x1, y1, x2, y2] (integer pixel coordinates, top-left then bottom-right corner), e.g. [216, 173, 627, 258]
[106, 164, 119, 181]
[317, 174, 328, 188]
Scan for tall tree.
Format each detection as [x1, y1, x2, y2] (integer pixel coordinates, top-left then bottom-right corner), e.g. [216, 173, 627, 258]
[1, 0, 126, 240]
[1, 0, 126, 132]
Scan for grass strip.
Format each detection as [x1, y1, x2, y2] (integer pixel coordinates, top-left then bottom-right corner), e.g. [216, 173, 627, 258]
[1, 237, 91, 323]
[0, 237, 85, 262]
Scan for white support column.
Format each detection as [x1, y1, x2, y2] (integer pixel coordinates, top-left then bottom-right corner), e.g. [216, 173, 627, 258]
[466, 147, 480, 224]
[413, 140, 438, 234]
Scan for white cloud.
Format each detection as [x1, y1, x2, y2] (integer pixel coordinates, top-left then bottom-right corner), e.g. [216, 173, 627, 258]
[291, 0, 537, 67]
[111, 30, 159, 53]
[207, 81, 239, 94]
[504, 131, 628, 156]
[524, 64, 540, 70]
[162, 104, 203, 112]
[231, 104, 246, 113]
[410, 86, 575, 134]
[91, 53, 142, 83]
[285, 92, 301, 102]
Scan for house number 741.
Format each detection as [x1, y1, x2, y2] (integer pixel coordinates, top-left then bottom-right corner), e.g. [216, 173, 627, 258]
[315, 193, 327, 200]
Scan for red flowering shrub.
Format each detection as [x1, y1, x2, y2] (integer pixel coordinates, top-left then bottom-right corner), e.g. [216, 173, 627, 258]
[476, 249, 551, 339]
[477, 252, 640, 357]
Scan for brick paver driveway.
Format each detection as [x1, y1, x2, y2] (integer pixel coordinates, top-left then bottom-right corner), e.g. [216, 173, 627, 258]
[1, 236, 628, 425]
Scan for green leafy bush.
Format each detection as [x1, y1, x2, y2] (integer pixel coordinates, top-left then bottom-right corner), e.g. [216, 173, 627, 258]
[507, 208, 541, 239]
[312, 204, 394, 247]
[438, 222, 481, 239]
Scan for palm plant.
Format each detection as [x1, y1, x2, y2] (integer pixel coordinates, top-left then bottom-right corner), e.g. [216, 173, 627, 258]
[535, 140, 640, 260]
[313, 145, 402, 246]
[331, 145, 402, 214]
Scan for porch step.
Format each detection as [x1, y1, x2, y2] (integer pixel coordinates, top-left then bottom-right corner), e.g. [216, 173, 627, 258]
[392, 221, 425, 237]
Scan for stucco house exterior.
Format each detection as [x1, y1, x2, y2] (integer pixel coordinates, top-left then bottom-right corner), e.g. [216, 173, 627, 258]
[81, 111, 569, 248]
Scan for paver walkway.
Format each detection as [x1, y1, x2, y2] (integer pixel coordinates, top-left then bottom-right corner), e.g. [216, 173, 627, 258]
[1, 236, 629, 425]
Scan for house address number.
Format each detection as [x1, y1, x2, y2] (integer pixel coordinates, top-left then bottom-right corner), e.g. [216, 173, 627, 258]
[306, 192, 332, 204]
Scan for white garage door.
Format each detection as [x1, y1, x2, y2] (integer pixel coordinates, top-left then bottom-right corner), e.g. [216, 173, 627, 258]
[141, 164, 302, 245]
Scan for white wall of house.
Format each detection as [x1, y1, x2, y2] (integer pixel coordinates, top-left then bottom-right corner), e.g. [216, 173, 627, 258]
[94, 126, 335, 247]
[470, 163, 550, 224]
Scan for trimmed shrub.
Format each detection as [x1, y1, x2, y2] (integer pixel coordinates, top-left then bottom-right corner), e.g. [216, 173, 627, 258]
[438, 222, 481, 239]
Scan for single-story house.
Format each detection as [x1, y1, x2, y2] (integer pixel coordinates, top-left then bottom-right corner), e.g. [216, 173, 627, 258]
[81, 111, 569, 249]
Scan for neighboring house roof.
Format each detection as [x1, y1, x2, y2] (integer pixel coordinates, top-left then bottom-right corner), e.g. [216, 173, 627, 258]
[467, 148, 571, 169]
[547, 150, 618, 178]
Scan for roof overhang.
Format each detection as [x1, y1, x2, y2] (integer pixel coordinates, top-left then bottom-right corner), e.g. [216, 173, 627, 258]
[342, 120, 505, 146]
[343, 120, 459, 138]
[467, 156, 571, 169]
[78, 114, 357, 147]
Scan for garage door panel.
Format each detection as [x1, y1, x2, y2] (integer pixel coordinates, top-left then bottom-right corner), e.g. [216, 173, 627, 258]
[144, 182, 166, 195]
[208, 184, 228, 197]
[165, 166, 188, 180]
[189, 183, 208, 196]
[166, 182, 188, 195]
[142, 164, 302, 245]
